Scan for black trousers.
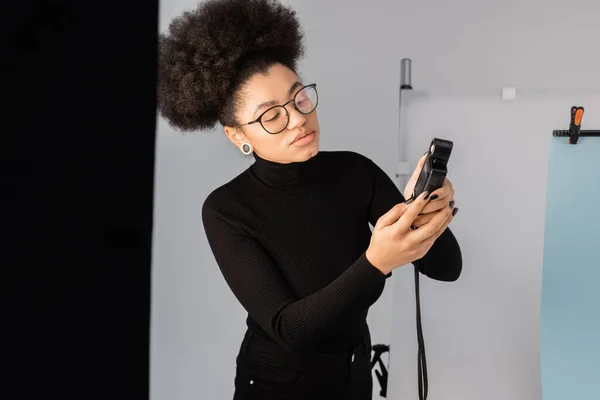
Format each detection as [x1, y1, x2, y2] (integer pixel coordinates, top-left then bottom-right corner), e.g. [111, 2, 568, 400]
[233, 329, 373, 400]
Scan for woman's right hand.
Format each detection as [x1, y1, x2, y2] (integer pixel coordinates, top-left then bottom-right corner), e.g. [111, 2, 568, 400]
[365, 191, 452, 275]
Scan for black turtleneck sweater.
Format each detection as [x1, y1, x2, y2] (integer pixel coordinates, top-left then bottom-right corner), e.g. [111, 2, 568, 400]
[202, 151, 462, 353]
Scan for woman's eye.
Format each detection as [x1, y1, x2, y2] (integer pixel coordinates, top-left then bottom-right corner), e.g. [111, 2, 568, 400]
[264, 112, 280, 122]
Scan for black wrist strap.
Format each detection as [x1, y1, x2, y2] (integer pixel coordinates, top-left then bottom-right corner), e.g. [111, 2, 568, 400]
[415, 260, 428, 400]
[405, 194, 429, 399]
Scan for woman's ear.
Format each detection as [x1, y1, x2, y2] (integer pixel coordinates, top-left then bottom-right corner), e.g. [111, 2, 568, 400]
[223, 126, 247, 147]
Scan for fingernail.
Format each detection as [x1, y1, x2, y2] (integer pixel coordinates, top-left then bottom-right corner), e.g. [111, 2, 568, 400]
[449, 200, 455, 208]
[430, 194, 439, 201]
[423, 191, 431, 200]
[405, 196, 415, 205]
[452, 207, 459, 216]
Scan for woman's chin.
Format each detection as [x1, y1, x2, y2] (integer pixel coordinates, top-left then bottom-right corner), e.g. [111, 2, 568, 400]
[295, 141, 320, 161]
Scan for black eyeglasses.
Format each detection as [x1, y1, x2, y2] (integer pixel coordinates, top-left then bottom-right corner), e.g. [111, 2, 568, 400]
[239, 83, 318, 134]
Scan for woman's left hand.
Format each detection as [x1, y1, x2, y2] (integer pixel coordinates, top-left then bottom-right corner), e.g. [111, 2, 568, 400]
[411, 177, 456, 228]
[403, 153, 456, 228]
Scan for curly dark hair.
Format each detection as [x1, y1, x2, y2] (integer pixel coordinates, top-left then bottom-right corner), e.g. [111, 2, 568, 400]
[157, 0, 306, 132]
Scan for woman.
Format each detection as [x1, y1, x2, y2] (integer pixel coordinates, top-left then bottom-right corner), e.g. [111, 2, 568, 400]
[157, 0, 462, 398]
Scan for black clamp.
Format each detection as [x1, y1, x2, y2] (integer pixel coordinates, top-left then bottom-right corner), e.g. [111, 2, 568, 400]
[568, 106, 584, 144]
[371, 344, 390, 397]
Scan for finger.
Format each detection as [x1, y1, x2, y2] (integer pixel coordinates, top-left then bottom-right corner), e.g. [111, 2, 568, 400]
[420, 192, 456, 214]
[419, 218, 452, 254]
[407, 153, 428, 185]
[429, 202, 458, 235]
[432, 208, 455, 237]
[414, 198, 455, 227]
[434, 203, 458, 234]
[409, 202, 454, 243]
[393, 190, 432, 231]
[416, 152, 428, 169]
[419, 198, 449, 215]
[429, 188, 452, 202]
[428, 178, 454, 202]
[417, 211, 454, 252]
[412, 211, 437, 228]
[374, 203, 407, 231]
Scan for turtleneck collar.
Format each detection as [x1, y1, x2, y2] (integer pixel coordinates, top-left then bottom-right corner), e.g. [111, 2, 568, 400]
[250, 151, 322, 188]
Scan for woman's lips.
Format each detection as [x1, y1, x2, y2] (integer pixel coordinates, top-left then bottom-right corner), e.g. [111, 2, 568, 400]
[291, 131, 315, 146]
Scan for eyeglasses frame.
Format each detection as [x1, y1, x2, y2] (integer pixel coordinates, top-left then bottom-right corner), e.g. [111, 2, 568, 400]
[237, 83, 319, 134]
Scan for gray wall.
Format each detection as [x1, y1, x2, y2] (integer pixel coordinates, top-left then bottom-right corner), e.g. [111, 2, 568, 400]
[151, 0, 600, 399]
[390, 91, 600, 400]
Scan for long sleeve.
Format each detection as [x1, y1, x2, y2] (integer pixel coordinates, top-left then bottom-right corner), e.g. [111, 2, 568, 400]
[202, 196, 388, 352]
[367, 157, 462, 281]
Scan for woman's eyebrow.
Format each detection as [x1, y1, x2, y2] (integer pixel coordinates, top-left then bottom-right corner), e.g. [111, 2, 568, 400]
[252, 81, 303, 117]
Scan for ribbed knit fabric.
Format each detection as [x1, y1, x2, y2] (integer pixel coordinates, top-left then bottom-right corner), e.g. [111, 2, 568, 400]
[202, 150, 462, 353]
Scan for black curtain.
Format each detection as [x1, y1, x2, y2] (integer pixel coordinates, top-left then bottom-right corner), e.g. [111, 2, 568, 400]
[3, 2, 157, 399]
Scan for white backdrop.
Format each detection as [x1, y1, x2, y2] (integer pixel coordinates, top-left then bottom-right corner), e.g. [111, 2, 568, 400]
[152, 0, 600, 399]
